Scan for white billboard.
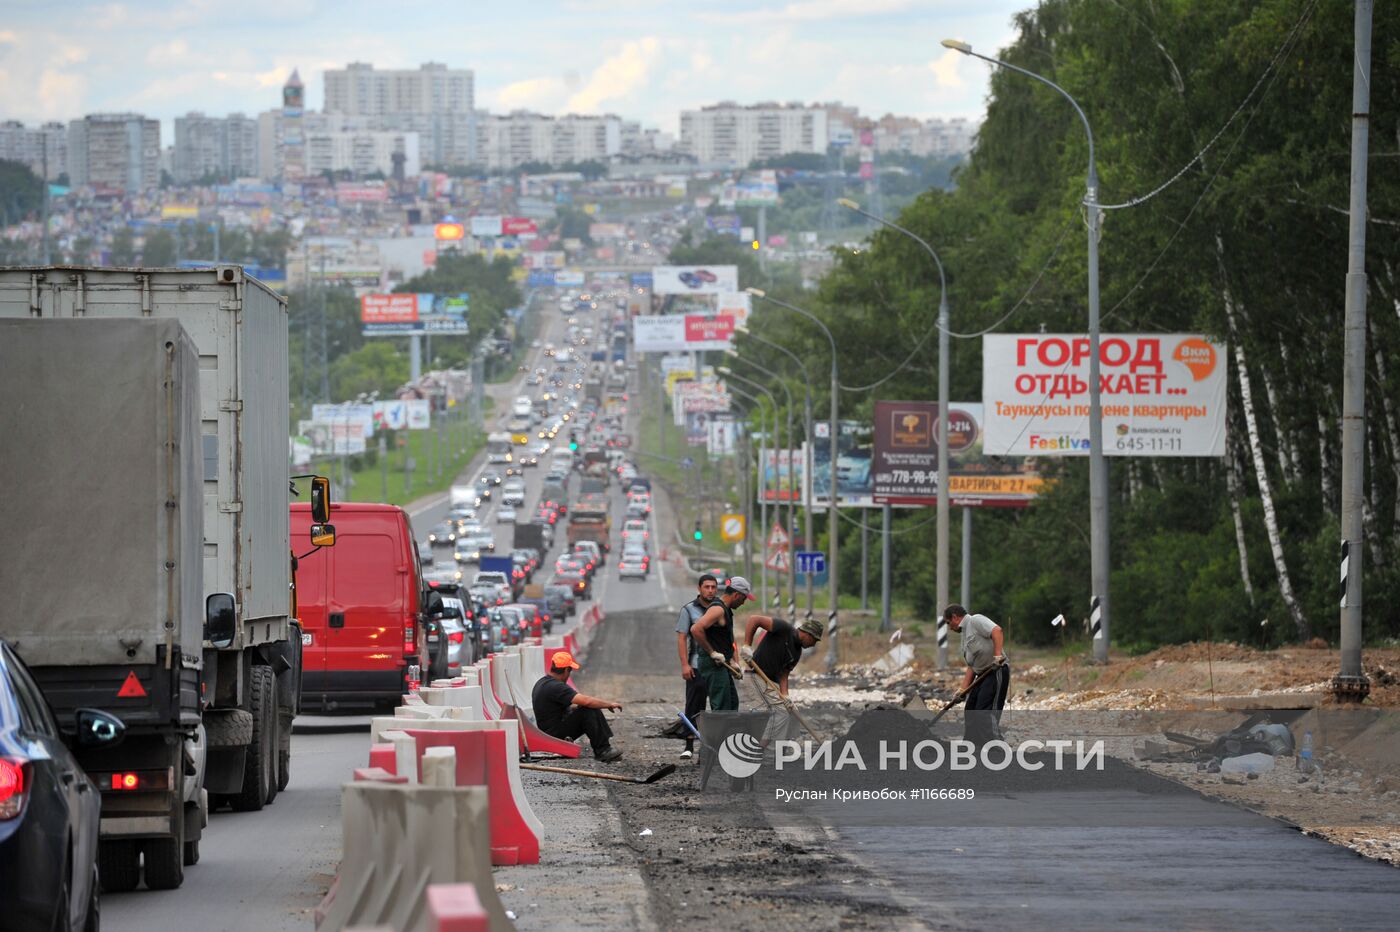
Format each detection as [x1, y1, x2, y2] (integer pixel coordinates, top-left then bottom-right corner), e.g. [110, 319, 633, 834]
[651, 265, 739, 295]
[470, 215, 503, 237]
[634, 314, 736, 352]
[554, 269, 585, 287]
[982, 334, 1228, 457]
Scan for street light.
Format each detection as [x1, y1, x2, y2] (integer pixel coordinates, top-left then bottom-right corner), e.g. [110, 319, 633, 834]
[942, 38, 1111, 661]
[725, 345, 800, 618]
[838, 196, 952, 667]
[719, 364, 786, 602]
[745, 287, 842, 670]
[722, 379, 772, 603]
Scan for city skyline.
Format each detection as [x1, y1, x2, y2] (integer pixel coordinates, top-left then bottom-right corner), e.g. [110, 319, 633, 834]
[0, 0, 1025, 137]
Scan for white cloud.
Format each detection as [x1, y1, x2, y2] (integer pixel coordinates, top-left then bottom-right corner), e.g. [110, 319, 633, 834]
[566, 37, 660, 113]
[703, 0, 915, 25]
[492, 76, 568, 112]
[928, 48, 965, 88]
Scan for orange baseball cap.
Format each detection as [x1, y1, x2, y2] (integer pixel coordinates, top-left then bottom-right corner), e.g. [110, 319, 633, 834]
[551, 650, 581, 670]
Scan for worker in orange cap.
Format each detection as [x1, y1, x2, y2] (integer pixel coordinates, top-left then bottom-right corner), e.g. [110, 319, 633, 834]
[530, 650, 624, 762]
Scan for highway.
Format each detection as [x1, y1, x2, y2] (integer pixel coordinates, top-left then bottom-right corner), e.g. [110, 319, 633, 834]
[103, 291, 672, 930]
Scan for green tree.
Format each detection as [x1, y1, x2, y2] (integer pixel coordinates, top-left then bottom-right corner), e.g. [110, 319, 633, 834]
[0, 159, 44, 222]
[109, 226, 137, 265]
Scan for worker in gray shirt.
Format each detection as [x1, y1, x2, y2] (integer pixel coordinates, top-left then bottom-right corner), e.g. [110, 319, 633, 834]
[943, 604, 1009, 745]
[675, 574, 718, 758]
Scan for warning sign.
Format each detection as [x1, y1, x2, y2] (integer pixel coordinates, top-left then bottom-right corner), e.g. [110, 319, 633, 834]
[117, 671, 146, 698]
[766, 523, 790, 550]
[765, 548, 790, 572]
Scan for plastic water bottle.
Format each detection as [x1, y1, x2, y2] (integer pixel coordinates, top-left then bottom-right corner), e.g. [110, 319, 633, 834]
[1297, 730, 1314, 772]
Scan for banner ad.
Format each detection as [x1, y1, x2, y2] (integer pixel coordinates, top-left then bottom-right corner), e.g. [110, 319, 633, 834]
[651, 265, 740, 295]
[809, 420, 873, 508]
[634, 314, 735, 352]
[982, 334, 1227, 456]
[872, 401, 1043, 508]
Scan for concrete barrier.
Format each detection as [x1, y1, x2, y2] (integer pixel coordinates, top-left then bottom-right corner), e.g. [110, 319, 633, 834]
[520, 644, 548, 684]
[370, 719, 543, 844]
[313, 782, 512, 932]
[352, 767, 407, 784]
[372, 716, 491, 744]
[425, 884, 489, 932]
[498, 703, 582, 760]
[403, 728, 540, 865]
[417, 685, 485, 719]
[470, 665, 503, 720]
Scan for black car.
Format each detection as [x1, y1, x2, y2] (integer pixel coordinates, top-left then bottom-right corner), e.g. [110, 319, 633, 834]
[0, 641, 124, 931]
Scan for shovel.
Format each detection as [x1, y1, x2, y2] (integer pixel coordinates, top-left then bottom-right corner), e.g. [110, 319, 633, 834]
[521, 761, 678, 785]
[744, 657, 824, 743]
[928, 664, 1000, 726]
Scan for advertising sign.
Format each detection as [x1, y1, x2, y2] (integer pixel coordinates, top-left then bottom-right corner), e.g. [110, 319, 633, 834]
[589, 222, 627, 240]
[555, 269, 585, 287]
[982, 334, 1228, 457]
[161, 204, 199, 219]
[527, 270, 555, 287]
[470, 215, 503, 237]
[371, 399, 432, 431]
[809, 420, 873, 508]
[760, 449, 804, 503]
[872, 401, 1043, 508]
[707, 415, 737, 456]
[634, 315, 734, 352]
[734, 169, 780, 207]
[705, 214, 742, 237]
[630, 272, 653, 289]
[716, 293, 751, 327]
[651, 265, 740, 295]
[434, 222, 465, 241]
[359, 293, 470, 336]
[502, 216, 537, 236]
[297, 420, 366, 456]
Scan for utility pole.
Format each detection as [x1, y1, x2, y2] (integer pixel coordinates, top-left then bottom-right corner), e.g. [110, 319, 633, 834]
[1335, 0, 1373, 701]
[40, 139, 50, 265]
[880, 503, 892, 632]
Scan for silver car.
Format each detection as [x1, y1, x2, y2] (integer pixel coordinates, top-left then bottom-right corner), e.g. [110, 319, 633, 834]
[497, 505, 517, 524]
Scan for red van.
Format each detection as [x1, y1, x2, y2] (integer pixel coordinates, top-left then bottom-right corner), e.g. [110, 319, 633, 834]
[291, 503, 426, 710]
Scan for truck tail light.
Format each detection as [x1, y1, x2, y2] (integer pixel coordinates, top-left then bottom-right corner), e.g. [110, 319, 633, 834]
[0, 758, 27, 819]
[403, 622, 416, 653]
[99, 769, 170, 793]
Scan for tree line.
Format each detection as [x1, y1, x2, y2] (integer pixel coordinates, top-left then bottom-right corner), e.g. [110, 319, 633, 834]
[728, 0, 1400, 648]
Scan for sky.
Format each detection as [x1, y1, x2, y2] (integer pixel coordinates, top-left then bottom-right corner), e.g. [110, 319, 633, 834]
[0, 0, 1031, 136]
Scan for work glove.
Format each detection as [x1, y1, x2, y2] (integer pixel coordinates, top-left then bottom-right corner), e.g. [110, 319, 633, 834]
[710, 651, 725, 665]
[739, 645, 754, 662]
[993, 654, 1006, 667]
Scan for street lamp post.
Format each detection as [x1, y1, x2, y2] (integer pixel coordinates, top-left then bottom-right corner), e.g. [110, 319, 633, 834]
[838, 197, 952, 667]
[720, 369, 780, 607]
[734, 325, 807, 623]
[725, 381, 771, 606]
[724, 351, 796, 616]
[943, 38, 1111, 661]
[746, 288, 842, 670]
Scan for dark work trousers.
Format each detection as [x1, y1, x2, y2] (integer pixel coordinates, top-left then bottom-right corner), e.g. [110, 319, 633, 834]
[964, 664, 1011, 747]
[683, 671, 708, 747]
[548, 705, 614, 755]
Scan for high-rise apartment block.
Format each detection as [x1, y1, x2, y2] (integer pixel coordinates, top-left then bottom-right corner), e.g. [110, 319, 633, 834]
[476, 112, 622, 170]
[172, 112, 258, 183]
[66, 113, 160, 191]
[678, 102, 828, 165]
[0, 121, 67, 180]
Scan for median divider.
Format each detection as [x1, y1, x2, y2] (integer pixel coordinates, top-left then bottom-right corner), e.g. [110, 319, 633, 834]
[425, 883, 489, 932]
[314, 781, 512, 932]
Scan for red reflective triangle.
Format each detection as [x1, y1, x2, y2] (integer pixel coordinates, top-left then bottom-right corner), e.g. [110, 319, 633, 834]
[117, 671, 146, 698]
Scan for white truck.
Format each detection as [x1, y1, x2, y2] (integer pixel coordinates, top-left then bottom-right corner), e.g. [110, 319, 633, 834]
[486, 430, 514, 464]
[0, 267, 307, 823]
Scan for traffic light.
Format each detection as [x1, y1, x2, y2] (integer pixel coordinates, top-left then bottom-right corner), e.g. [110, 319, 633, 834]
[693, 521, 703, 542]
[568, 430, 578, 452]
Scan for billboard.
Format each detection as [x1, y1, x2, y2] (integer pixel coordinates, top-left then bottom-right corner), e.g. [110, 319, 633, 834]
[634, 314, 735, 352]
[434, 222, 465, 241]
[760, 448, 805, 503]
[809, 420, 873, 508]
[734, 169, 780, 207]
[470, 215, 502, 237]
[651, 265, 740, 295]
[372, 399, 432, 431]
[360, 293, 470, 335]
[716, 292, 751, 327]
[630, 272, 653, 289]
[707, 415, 737, 456]
[502, 216, 537, 236]
[705, 214, 742, 237]
[589, 222, 627, 240]
[982, 334, 1228, 457]
[872, 401, 1043, 508]
[527, 270, 555, 287]
[555, 269, 585, 287]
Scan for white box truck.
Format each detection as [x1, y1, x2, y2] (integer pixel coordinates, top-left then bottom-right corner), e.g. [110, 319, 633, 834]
[0, 267, 306, 818]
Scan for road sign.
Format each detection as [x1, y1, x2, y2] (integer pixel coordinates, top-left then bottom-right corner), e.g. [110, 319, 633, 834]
[720, 514, 746, 543]
[795, 551, 826, 575]
[765, 548, 790, 572]
[766, 523, 789, 549]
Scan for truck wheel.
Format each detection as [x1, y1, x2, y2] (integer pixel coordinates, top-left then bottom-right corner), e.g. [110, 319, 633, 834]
[229, 665, 274, 812]
[143, 810, 184, 890]
[99, 840, 140, 893]
[183, 838, 200, 866]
